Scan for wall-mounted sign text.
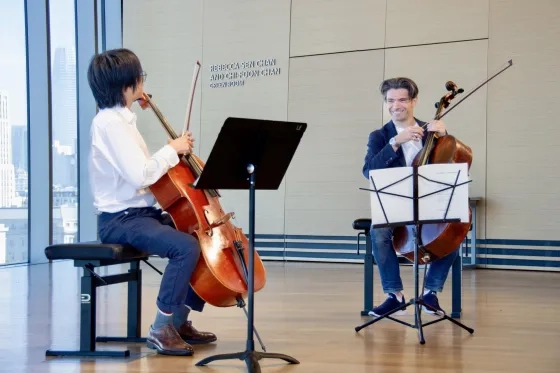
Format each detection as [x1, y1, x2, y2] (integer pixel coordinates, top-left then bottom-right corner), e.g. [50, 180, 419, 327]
[208, 58, 281, 88]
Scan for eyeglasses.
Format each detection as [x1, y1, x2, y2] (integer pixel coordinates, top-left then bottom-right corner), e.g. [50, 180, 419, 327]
[140, 71, 147, 82]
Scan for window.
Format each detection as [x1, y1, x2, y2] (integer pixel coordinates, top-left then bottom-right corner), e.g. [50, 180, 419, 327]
[49, 0, 78, 245]
[0, 1, 29, 265]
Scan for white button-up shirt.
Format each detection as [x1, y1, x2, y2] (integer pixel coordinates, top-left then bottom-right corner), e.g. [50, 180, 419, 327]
[88, 106, 179, 214]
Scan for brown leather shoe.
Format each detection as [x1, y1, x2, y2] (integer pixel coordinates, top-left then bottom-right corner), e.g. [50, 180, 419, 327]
[146, 324, 194, 356]
[177, 320, 217, 344]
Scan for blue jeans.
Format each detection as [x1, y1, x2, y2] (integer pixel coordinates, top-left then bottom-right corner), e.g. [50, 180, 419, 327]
[370, 227, 459, 294]
[97, 206, 206, 313]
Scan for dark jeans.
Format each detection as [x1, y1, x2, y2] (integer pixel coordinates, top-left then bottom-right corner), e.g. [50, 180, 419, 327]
[370, 226, 459, 294]
[97, 206, 205, 313]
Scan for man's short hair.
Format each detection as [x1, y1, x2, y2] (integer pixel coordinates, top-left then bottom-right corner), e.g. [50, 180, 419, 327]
[379, 77, 419, 100]
[87, 48, 143, 109]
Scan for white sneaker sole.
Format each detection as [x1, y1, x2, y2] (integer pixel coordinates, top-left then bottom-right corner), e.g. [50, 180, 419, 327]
[422, 306, 445, 316]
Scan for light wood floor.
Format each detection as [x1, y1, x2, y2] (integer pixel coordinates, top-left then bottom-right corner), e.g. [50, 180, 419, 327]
[0, 259, 559, 373]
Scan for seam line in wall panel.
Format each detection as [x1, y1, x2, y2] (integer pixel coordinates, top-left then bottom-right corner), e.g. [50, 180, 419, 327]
[200, 1, 204, 156]
[484, 0, 491, 244]
[383, 0, 388, 50]
[289, 37, 489, 59]
[381, 0, 387, 126]
[284, 0, 293, 262]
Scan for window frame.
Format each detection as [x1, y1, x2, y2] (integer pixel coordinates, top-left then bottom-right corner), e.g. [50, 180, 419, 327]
[22, 0, 122, 264]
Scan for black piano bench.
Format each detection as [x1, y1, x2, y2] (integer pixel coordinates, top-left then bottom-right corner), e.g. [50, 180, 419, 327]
[43, 241, 162, 358]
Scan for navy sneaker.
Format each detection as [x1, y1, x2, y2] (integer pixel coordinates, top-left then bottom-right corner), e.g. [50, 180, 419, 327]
[422, 291, 445, 316]
[368, 293, 407, 317]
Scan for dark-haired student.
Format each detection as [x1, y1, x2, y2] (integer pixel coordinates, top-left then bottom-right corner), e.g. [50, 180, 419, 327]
[87, 48, 216, 356]
[362, 77, 457, 318]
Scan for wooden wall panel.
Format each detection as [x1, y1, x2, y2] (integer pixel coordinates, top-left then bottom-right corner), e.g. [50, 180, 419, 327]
[123, 0, 203, 152]
[286, 51, 385, 236]
[486, 0, 560, 240]
[290, 0, 386, 56]
[385, 0, 489, 47]
[199, 0, 291, 235]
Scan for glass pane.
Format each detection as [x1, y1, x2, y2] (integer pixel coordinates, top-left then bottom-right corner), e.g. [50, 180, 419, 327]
[49, 0, 78, 245]
[0, 1, 29, 265]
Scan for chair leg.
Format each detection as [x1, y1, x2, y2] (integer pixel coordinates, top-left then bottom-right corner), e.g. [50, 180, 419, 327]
[362, 231, 374, 316]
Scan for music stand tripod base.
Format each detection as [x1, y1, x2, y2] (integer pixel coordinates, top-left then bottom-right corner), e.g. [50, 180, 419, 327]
[194, 172, 300, 372]
[192, 117, 305, 372]
[355, 163, 475, 344]
[354, 235, 475, 345]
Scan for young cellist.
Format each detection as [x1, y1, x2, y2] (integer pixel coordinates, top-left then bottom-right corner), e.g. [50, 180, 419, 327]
[87, 48, 216, 356]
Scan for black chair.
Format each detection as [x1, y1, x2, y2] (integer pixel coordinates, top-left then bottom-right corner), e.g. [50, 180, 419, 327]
[44, 241, 161, 357]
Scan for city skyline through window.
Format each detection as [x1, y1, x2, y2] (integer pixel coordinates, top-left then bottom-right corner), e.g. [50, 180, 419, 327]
[0, 0, 80, 265]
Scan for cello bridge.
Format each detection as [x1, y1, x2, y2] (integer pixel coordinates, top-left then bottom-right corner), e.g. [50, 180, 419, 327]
[209, 212, 234, 227]
[204, 211, 235, 236]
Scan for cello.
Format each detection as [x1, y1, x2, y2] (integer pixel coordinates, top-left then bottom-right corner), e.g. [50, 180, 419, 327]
[392, 59, 514, 264]
[392, 80, 473, 264]
[136, 61, 267, 308]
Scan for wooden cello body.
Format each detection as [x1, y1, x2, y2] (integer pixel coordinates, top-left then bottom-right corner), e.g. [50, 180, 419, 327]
[392, 81, 473, 264]
[149, 153, 267, 307]
[139, 62, 266, 307]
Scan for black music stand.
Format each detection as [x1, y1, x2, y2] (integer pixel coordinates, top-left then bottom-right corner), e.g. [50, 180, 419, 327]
[354, 163, 474, 344]
[193, 117, 306, 372]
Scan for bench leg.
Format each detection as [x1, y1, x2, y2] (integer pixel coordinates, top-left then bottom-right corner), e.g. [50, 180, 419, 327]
[96, 261, 147, 343]
[451, 250, 462, 318]
[362, 232, 374, 316]
[128, 261, 143, 339]
[45, 266, 131, 357]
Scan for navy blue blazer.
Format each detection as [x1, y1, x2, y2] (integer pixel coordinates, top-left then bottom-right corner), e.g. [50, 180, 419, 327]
[362, 118, 428, 179]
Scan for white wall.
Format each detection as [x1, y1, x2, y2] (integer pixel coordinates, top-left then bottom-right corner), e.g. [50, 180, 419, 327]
[123, 0, 560, 271]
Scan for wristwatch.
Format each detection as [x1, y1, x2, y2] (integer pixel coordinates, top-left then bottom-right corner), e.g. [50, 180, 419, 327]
[389, 137, 399, 148]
